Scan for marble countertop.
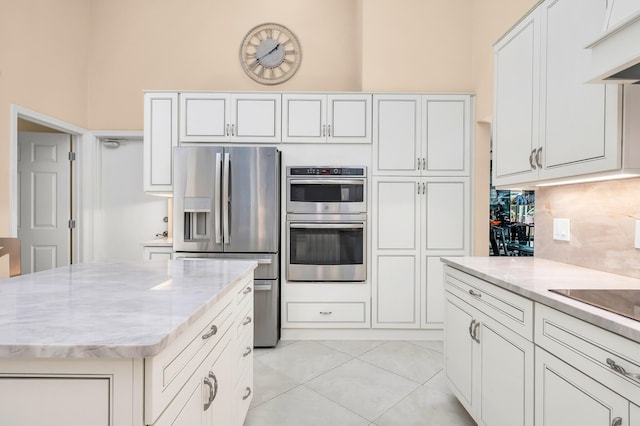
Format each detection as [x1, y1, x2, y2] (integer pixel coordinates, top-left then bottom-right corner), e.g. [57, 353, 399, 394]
[0, 259, 256, 359]
[442, 257, 640, 343]
[142, 237, 172, 247]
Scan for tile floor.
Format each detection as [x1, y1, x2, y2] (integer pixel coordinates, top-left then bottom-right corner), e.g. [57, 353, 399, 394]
[244, 340, 477, 425]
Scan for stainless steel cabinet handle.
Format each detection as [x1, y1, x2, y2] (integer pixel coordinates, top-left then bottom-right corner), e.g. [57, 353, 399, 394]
[612, 417, 622, 426]
[535, 147, 543, 168]
[222, 152, 231, 244]
[214, 152, 222, 244]
[422, 182, 426, 195]
[231, 124, 235, 136]
[472, 322, 481, 343]
[606, 358, 640, 383]
[289, 178, 365, 186]
[469, 319, 476, 340]
[328, 124, 332, 137]
[202, 324, 218, 340]
[320, 311, 332, 315]
[290, 223, 364, 230]
[469, 289, 482, 298]
[417, 182, 421, 194]
[529, 149, 537, 170]
[417, 158, 421, 170]
[203, 371, 218, 410]
[322, 124, 326, 138]
[242, 387, 252, 400]
[242, 316, 252, 326]
[422, 158, 427, 170]
[242, 286, 252, 295]
[243, 346, 252, 357]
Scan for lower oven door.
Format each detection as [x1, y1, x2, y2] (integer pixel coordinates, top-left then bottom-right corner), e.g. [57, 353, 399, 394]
[287, 215, 366, 282]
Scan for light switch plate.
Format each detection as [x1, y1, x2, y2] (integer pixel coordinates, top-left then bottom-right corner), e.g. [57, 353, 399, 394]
[553, 218, 570, 241]
[635, 220, 640, 249]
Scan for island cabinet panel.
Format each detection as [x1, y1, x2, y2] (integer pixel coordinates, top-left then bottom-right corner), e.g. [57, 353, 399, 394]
[0, 377, 110, 425]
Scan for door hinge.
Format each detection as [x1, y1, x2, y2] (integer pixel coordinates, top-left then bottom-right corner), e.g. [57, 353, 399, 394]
[68, 219, 76, 229]
[68, 151, 76, 161]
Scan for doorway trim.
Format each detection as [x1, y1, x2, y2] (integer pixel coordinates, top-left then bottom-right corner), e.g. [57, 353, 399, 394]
[10, 105, 86, 265]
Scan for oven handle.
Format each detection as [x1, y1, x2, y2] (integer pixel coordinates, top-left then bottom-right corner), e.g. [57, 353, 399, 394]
[289, 179, 365, 185]
[289, 223, 364, 229]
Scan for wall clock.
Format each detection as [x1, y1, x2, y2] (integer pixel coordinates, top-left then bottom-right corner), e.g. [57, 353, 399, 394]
[239, 23, 301, 85]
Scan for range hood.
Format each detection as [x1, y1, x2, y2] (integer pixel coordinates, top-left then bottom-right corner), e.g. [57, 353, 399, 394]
[587, 0, 640, 84]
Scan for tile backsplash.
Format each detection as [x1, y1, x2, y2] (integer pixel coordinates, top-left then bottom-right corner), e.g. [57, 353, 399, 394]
[535, 177, 640, 279]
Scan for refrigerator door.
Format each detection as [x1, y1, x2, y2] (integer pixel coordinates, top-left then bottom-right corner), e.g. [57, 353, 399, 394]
[173, 146, 225, 253]
[224, 147, 280, 253]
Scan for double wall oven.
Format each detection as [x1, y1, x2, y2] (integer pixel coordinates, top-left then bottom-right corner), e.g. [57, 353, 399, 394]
[286, 167, 367, 282]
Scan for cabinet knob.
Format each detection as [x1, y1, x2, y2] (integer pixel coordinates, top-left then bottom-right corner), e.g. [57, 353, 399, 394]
[201, 324, 218, 340]
[242, 316, 252, 326]
[242, 386, 252, 400]
[242, 286, 252, 295]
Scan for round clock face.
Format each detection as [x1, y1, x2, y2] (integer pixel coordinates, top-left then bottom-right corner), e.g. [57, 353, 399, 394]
[240, 23, 301, 85]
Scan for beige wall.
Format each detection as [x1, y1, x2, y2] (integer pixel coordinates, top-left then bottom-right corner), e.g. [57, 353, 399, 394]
[0, 0, 540, 254]
[535, 178, 640, 279]
[0, 0, 90, 235]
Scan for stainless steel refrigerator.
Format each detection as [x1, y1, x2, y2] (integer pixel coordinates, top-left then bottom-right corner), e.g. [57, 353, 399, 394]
[173, 146, 280, 347]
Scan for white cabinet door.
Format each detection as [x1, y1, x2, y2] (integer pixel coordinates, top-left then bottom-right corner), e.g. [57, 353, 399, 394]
[143, 246, 173, 260]
[631, 403, 640, 426]
[422, 256, 448, 326]
[0, 378, 110, 426]
[444, 295, 475, 413]
[373, 178, 420, 251]
[423, 95, 471, 176]
[493, 10, 541, 186]
[373, 94, 422, 175]
[373, 254, 420, 328]
[423, 178, 469, 254]
[539, 0, 618, 179]
[535, 346, 628, 426]
[327, 94, 371, 143]
[282, 94, 326, 143]
[232, 93, 281, 143]
[179, 93, 280, 143]
[144, 92, 178, 192]
[207, 339, 235, 426]
[179, 93, 230, 143]
[478, 313, 534, 426]
[153, 377, 206, 426]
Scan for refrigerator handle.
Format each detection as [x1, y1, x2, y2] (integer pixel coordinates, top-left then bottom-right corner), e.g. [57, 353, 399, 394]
[214, 152, 222, 244]
[223, 152, 231, 244]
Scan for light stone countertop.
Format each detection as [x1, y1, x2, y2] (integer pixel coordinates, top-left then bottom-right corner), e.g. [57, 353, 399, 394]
[141, 237, 172, 247]
[0, 258, 256, 359]
[442, 257, 640, 344]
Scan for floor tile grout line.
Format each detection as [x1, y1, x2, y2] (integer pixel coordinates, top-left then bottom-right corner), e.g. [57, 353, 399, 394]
[247, 382, 307, 411]
[299, 383, 374, 424]
[354, 355, 428, 385]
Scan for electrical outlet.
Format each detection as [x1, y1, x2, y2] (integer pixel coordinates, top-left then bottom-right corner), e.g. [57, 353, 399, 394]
[553, 218, 570, 242]
[635, 220, 640, 249]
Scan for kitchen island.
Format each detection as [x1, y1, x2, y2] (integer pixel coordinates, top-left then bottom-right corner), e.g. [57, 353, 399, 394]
[441, 257, 640, 426]
[0, 258, 257, 426]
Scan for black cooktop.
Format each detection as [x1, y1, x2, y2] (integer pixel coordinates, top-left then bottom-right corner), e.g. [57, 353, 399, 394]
[550, 289, 640, 322]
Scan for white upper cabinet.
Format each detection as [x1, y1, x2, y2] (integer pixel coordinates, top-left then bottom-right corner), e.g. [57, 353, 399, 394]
[144, 92, 178, 193]
[373, 94, 471, 176]
[282, 93, 371, 143]
[493, 0, 640, 187]
[179, 93, 281, 143]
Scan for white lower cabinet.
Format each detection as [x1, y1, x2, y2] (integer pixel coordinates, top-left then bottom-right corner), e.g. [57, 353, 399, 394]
[142, 245, 173, 261]
[372, 177, 470, 329]
[444, 266, 535, 426]
[535, 347, 628, 426]
[632, 403, 640, 425]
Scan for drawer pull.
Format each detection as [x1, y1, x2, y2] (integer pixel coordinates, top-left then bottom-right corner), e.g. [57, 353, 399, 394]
[242, 286, 252, 295]
[201, 325, 218, 340]
[242, 316, 252, 326]
[242, 346, 252, 357]
[606, 358, 640, 383]
[242, 386, 252, 400]
[468, 289, 482, 298]
[612, 417, 622, 426]
[203, 371, 218, 410]
[469, 319, 476, 340]
[319, 311, 332, 315]
[473, 321, 481, 343]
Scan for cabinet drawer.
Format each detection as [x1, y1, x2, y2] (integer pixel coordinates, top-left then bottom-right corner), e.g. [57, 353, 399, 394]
[236, 364, 253, 426]
[237, 328, 254, 375]
[444, 266, 533, 339]
[145, 295, 234, 424]
[286, 302, 366, 323]
[236, 302, 253, 340]
[236, 281, 253, 310]
[535, 303, 640, 402]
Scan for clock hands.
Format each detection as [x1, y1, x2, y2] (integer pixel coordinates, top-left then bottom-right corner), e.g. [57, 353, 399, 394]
[256, 42, 281, 62]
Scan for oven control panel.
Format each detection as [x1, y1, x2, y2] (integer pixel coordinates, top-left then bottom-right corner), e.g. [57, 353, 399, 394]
[287, 167, 366, 176]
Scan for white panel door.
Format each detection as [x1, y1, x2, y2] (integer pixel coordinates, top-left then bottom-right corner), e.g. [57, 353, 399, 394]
[444, 294, 475, 412]
[282, 94, 326, 143]
[493, 10, 541, 185]
[0, 378, 109, 425]
[631, 402, 640, 426]
[144, 92, 178, 192]
[153, 378, 206, 426]
[179, 93, 230, 142]
[423, 178, 469, 253]
[373, 178, 419, 250]
[374, 255, 419, 328]
[535, 346, 628, 426]
[422, 256, 449, 326]
[423, 95, 470, 175]
[373, 95, 421, 175]
[99, 139, 167, 261]
[18, 131, 70, 274]
[327, 94, 371, 143]
[232, 93, 281, 142]
[479, 315, 534, 426]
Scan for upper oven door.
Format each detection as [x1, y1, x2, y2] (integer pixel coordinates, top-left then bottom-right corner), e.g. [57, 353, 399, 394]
[286, 178, 366, 213]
